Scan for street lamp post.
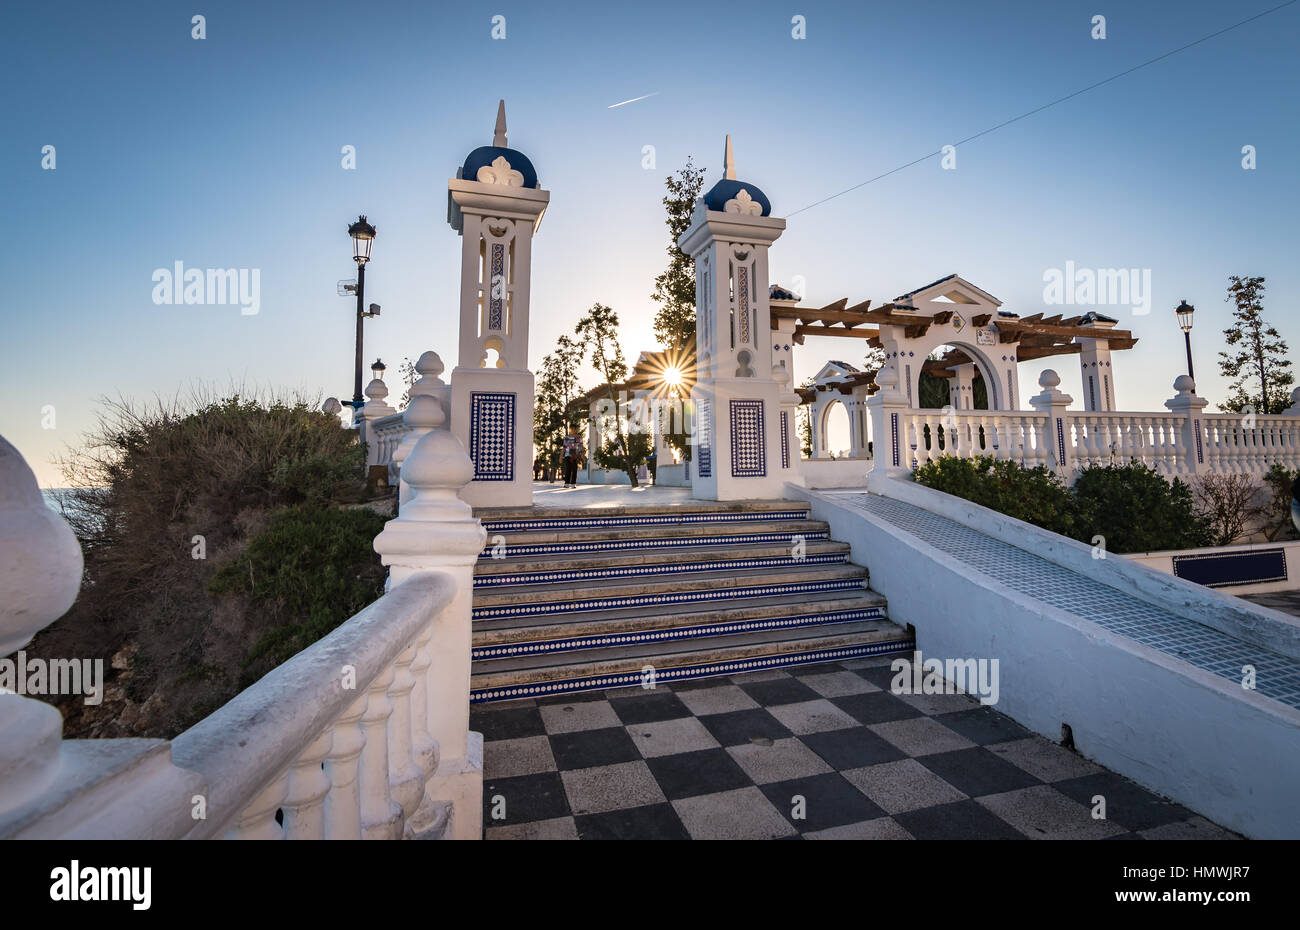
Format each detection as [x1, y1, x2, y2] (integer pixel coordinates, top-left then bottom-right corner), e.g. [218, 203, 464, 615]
[1175, 299, 1196, 382]
[348, 215, 377, 410]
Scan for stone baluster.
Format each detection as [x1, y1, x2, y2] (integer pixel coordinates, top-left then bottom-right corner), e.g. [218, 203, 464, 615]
[322, 693, 367, 840]
[281, 730, 333, 839]
[358, 666, 402, 840]
[373, 393, 486, 840]
[361, 377, 397, 468]
[226, 771, 289, 840]
[386, 640, 424, 821]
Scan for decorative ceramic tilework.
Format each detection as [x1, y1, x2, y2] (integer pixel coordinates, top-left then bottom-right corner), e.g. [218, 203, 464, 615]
[730, 400, 766, 478]
[470, 392, 515, 482]
[844, 493, 1300, 711]
[737, 266, 750, 345]
[476, 529, 828, 559]
[479, 509, 808, 534]
[1007, 371, 1014, 409]
[1173, 549, 1287, 588]
[1088, 375, 1096, 410]
[487, 243, 505, 331]
[890, 412, 900, 467]
[1104, 374, 1112, 409]
[1056, 418, 1066, 466]
[473, 577, 867, 621]
[471, 639, 914, 702]
[472, 606, 887, 660]
[780, 410, 790, 470]
[905, 365, 913, 405]
[1194, 419, 1204, 463]
[475, 552, 845, 588]
[697, 401, 712, 478]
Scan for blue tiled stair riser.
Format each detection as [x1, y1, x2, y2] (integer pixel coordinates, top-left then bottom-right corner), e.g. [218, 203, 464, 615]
[470, 639, 916, 703]
[474, 553, 846, 588]
[473, 606, 889, 660]
[472, 578, 867, 621]
[476, 530, 829, 559]
[480, 509, 807, 534]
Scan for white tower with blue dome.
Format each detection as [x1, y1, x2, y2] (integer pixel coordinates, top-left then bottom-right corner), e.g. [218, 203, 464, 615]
[678, 137, 793, 500]
[446, 100, 549, 507]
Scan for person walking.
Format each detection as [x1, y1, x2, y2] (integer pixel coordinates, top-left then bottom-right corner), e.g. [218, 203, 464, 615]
[562, 425, 585, 488]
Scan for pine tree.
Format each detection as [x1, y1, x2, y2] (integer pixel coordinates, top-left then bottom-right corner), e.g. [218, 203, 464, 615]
[651, 158, 706, 349]
[1218, 275, 1293, 414]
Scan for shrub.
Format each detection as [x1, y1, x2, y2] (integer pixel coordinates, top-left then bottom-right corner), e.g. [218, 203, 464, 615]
[1192, 473, 1265, 546]
[915, 456, 1212, 553]
[209, 505, 387, 681]
[1262, 464, 1300, 541]
[914, 455, 1077, 537]
[1070, 462, 1210, 552]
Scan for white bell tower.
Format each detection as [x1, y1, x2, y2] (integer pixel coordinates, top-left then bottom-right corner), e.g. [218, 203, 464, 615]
[447, 100, 549, 508]
[678, 137, 789, 500]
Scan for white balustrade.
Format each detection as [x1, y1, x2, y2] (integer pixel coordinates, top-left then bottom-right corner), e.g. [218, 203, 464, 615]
[1, 349, 485, 840]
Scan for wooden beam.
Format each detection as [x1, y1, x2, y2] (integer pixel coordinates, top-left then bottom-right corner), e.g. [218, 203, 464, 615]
[1016, 343, 1083, 361]
[817, 298, 849, 314]
[931, 310, 955, 325]
[794, 324, 882, 340]
[845, 299, 873, 314]
[996, 320, 1134, 341]
[972, 314, 992, 327]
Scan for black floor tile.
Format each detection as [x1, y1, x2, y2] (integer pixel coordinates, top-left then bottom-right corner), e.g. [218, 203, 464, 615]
[548, 726, 642, 770]
[918, 747, 1042, 797]
[787, 662, 847, 678]
[738, 676, 823, 707]
[482, 771, 571, 825]
[894, 800, 1028, 840]
[576, 803, 691, 840]
[801, 726, 908, 769]
[645, 748, 754, 800]
[936, 707, 1033, 745]
[473, 705, 546, 742]
[696, 708, 793, 747]
[830, 691, 924, 725]
[536, 689, 609, 706]
[608, 690, 692, 725]
[760, 773, 888, 833]
[1052, 773, 1192, 831]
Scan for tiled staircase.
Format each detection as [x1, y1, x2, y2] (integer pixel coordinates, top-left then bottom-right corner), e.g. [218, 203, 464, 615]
[470, 499, 914, 702]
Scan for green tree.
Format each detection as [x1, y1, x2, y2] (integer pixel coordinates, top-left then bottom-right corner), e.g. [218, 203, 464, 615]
[651, 158, 706, 349]
[534, 334, 584, 479]
[576, 303, 643, 486]
[1218, 275, 1293, 414]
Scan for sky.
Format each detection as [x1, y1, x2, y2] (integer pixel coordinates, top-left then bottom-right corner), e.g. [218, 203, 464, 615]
[2, 0, 1297, 483]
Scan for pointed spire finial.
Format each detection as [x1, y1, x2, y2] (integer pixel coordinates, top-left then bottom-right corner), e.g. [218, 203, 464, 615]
[724, 134, 736, 180]
[493, 99, 508, 147]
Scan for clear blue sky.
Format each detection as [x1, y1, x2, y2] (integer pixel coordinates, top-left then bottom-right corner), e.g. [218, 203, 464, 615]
[2, 0, 1297, 482]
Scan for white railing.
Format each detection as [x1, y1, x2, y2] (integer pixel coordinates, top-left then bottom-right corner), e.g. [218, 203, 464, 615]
[1, 355, 485, 840]
[371, 412, 409, 470]
[902, 410, 1051, 470]
[868, 371, 1300, 484]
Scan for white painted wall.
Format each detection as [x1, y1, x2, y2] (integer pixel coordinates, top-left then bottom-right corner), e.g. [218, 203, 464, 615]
[1126, 540, 1300, 595]
[789, 480, 1300, 839]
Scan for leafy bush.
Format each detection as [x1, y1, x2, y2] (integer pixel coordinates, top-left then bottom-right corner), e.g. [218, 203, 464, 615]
[913, 455, 1077, 537]
[1263, 464, 1300, 541]
[1073, 462, 1210, 552]
[210, 505, 387, 680]
[915, 456, 1211, 552]
[30, 390, 377, 739]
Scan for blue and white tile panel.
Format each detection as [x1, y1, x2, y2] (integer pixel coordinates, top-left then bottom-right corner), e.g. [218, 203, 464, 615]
[472, 577, 867, 621]
[474, 552, 845, 588]
[474, 606, 889, 661]
[476, 530, 829, 559]
[479, 509, 808, 534]
[471, 637, 916, 703]
[469, 392, 515, 482]
[730, 399, 766, 478]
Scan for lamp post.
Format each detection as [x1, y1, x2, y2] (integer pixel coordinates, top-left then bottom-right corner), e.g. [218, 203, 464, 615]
[1175, 299, 1195, 382]
[348, 215, 377, 410]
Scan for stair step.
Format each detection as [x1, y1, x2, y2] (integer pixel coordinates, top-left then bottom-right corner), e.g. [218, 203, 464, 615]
[471, 564, 869, 621]
[472, 595, 888, 661]
[478, 502, 811, 534]
[477, 520, 831, 558]
[473, 540, 850, 587]
[470, 621, 914, 703]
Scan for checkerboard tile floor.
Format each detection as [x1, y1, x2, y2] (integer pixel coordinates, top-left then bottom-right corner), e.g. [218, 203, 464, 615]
[475, 657, 1241, 840]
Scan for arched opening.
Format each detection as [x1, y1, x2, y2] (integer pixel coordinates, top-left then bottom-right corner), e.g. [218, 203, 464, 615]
[821, 399, 851, 459]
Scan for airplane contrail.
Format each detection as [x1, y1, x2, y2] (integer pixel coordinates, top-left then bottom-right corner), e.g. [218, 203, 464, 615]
[607, 92, 659, 109]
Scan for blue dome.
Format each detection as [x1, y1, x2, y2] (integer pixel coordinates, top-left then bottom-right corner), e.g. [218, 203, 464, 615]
[461, 146, 539, 189]
[703, 178, 771, 215]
